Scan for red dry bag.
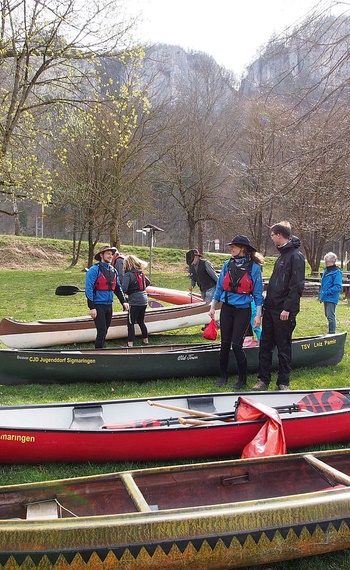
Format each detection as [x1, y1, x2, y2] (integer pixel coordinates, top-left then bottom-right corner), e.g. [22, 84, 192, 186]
[203, 319, 218, 340]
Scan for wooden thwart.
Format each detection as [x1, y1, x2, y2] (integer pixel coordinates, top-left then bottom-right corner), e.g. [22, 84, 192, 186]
[304, 454, 350, 486]
[120, 473, 151, 512]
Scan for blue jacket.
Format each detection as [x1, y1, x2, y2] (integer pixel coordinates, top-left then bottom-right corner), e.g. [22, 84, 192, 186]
[85, 262, 126, 309]
[213, 258, 263, 311]
[319, 265, 342, 304]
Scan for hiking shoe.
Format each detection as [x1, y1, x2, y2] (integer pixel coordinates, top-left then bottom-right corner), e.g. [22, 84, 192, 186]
[216, 376, 228, 387]
[278, 384, 290, 391]
[252, 380, 269, 391]
[232, 380, 247, 390]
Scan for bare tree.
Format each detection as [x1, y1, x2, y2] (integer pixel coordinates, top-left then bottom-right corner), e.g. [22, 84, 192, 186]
[153, 53, 240, 250]
[226, 97, 299, 253]
[285, 104, 350, 272]
[237, 5, 350, 266]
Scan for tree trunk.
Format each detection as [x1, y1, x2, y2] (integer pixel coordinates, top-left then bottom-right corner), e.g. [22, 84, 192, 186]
[13, 196, 20, 235]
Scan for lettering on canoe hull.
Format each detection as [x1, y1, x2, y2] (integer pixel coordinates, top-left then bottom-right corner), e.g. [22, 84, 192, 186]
[16, 355, 96, 365]
[300, 339, 337, 350]
[177, 354, 199, 361]
[0, 433, 35, 444]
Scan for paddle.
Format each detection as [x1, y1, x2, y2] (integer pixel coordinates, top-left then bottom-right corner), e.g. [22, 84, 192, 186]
[148, 390, 350, 420]
[147, 399, 219, 418]
[102, 411, 237, 429]
[102, 391, 350, 430]
[56, 286, 164, 308]
[102, 418, 182, 429]
[275, 390, 350, 414]
[178, 417, 223, 426]
[55, 285, 85, 296]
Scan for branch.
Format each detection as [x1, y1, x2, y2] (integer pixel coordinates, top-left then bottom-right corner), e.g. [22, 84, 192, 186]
[0, 208, 16, 215]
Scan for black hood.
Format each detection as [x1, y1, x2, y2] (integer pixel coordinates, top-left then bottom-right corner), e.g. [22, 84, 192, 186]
[277, 235, 301, 252]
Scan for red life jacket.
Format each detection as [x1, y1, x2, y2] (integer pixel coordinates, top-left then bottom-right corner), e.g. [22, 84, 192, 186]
[223, 259, 253, 295]
[112, 252, 124, 266]
[95, 264, 116, 291]
[134, 270, 147, 291]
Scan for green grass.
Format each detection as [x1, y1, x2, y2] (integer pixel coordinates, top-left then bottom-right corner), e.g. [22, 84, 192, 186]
[0, 241, 349, 569]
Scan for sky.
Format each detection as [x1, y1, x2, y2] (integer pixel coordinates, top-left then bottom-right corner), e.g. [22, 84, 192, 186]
[127, 0, 336, 77]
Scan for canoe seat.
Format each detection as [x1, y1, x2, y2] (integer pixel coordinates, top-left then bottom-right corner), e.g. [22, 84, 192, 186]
[187, 396, 217, 413]
[26, 500, 59, 520]
[70, 405, 105, 430]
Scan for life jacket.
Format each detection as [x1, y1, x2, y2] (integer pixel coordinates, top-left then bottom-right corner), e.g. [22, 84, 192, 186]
[126, 269, 147, 294]
[223, 259, 254, 296]
[190, 259, 217, 293]
[94, 263, 117, 292]
[134, 270, 147, 291]
[112, 252, 124, 266]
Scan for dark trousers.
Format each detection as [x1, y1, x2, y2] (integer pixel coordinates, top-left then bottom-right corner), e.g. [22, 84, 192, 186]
[258, 308, 296, 386]
[94, 304, 113, 348]
[219, 303, 251, 381]
[127, 305, 148, 342]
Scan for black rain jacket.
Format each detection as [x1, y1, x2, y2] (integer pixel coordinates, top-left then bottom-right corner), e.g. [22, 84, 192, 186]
[264, 236, 305, 314]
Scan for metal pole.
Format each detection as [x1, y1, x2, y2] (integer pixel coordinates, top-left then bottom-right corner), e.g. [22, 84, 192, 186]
[149, 230, 154, 283]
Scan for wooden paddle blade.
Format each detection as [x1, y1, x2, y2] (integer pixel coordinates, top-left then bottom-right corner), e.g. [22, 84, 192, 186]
[55, 286, 85, 296]
[298, 390, 350, 413]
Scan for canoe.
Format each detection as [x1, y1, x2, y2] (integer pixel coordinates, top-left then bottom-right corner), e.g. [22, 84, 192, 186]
[146, 285, 202, 304]
[0, 302, 218, 349]
[1, 448, 350, 569]
[0, 388, 350, 464]
[0, 331, 345, 384]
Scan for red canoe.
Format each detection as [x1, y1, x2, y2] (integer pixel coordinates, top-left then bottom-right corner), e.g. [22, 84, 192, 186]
[146, 285, 202, 304]
[0, 388, 349, 464]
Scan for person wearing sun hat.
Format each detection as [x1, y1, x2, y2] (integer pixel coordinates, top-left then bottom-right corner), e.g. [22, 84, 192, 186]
[85, 245, 129, 348]
[186, 248, 218, 303]
[209, 234, 264, 390]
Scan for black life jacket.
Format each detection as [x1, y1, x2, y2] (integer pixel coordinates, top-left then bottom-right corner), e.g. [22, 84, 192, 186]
[190, 259, 217, 292]
[223, 259, 253, 297]
[94, 263, 117, 292]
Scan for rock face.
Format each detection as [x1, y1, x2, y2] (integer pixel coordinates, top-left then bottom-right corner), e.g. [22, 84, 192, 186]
[240, 15, 350, 98]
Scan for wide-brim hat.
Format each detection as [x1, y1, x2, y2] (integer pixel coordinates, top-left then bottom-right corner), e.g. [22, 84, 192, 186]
[226, 234, 256, 252]
[186, 249, 202, 265]
[94, 245, 117, 261]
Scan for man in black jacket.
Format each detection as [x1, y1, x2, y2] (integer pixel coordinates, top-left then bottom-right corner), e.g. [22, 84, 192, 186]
[186, 249, 218, 303]
[253, 221, 305, 391]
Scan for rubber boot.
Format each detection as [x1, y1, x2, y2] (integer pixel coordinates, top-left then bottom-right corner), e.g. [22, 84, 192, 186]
[216, 372, 228, 387]
[232, 359, 247, 390]
[232, 378, 247, 390]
